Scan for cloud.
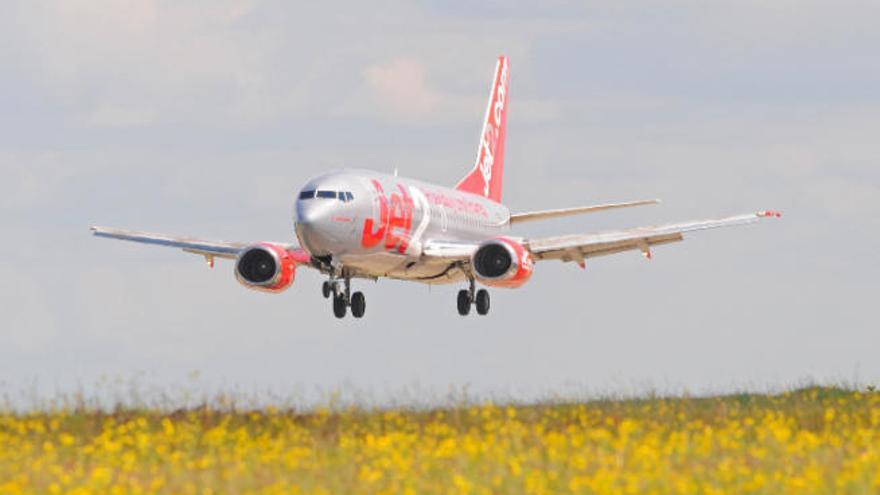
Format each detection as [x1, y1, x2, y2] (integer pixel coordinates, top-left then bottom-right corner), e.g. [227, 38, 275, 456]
[0, 0, 301, 129]
[1, 0, 879, 401]
[84, 103, 159, 128]
[684, 0, 880, 50]
[1, 0, 571, 131]
[364, 58, 442, 118]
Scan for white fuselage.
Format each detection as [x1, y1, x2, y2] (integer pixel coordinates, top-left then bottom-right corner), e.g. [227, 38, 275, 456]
[294, 170, 511, 283]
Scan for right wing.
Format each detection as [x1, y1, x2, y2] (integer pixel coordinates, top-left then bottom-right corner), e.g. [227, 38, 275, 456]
[509, 199, 659, 225]
[526, 210, 782, 265]
[90, 226, 310, 265]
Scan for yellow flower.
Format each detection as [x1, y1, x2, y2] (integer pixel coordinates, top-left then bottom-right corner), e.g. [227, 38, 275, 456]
[0, 388, 875, 493]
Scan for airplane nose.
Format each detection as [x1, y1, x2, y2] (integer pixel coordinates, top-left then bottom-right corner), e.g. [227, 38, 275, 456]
[295, 200, 337, 255]
[296, 201, 323, 225]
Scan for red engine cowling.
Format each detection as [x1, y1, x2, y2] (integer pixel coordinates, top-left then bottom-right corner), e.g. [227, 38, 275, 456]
[234, 243, 300, 293]
[471, 237, 534, 288]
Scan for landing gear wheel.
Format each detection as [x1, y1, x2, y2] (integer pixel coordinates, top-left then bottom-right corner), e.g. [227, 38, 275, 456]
[322, 281, 332, 299]
[457, 290, 471, 316]
[351, 292, 366, 318]
[332, 294, 347, 319]
[475, 289, 490, 315]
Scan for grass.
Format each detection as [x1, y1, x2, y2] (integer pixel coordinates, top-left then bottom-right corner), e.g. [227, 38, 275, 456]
[0, 386, 877, 494]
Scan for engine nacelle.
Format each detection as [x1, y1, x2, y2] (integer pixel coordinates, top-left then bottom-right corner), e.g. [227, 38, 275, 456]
[471, 237, 534, 288]
[235, 243, 297, 293]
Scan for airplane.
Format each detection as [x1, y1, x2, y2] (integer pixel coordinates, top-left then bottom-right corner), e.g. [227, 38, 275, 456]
[91, 55, 781, 319]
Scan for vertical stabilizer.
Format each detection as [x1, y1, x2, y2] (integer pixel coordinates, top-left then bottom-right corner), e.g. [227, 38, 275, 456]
[455, 55, 510, 203]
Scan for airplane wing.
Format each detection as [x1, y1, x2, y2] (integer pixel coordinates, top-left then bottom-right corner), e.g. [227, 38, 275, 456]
[422, 210, 781, 265]
[90, 226, 307, 264]
[525, 210, 782, 265]
[509, 199, 659, 225]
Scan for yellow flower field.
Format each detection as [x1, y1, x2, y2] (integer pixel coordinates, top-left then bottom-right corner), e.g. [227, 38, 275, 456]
[0, 387, 877, 494]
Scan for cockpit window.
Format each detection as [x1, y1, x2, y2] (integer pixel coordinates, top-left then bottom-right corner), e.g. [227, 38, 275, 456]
[301, 189, 353, 201]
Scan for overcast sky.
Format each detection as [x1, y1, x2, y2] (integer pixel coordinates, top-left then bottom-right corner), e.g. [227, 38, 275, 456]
[1, 0, 878, 407]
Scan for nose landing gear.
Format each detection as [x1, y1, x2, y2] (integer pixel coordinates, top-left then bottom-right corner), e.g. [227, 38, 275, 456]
[333, 292, 347, 318]
[325, 275, 366, 319]
[457, 278, 490, 316]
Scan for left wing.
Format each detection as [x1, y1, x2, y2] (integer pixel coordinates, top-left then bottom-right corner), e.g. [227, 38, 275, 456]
[90, 226, 309, 265]
[525, 210, 782, 265]
[421, 210, 781, 264]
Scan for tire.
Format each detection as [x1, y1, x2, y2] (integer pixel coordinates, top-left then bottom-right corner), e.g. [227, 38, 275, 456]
[475, 289, 490, 315]
[333, 295, 347, 318]
[351, 292, 366, 318]
[322, 281, 332, 299]
[457, 290, 471, 316]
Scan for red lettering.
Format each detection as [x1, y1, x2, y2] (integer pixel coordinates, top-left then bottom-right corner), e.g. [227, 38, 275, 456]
[385, 185, 413, 253]
[361, 180, 388, 248]
[362, 181, 414, 253]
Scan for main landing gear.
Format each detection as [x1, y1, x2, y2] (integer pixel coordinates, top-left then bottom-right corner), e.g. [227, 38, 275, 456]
[323, 277, 365, 319]
[457, 278, 490, 316]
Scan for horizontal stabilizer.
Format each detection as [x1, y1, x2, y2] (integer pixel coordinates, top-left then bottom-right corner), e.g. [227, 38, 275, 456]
[509, 199, 660, 225]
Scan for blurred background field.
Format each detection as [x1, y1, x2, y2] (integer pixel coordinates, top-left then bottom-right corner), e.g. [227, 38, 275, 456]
[0, 386, 877, 494]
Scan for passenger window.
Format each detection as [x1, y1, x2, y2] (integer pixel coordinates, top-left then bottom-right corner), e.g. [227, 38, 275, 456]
[345, 192, 354, 201]
[316, 190, 336, 199]
[299, 190, 316, 200]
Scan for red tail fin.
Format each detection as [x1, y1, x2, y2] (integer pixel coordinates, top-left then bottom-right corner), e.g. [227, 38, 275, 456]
[455, 55, 509, 203]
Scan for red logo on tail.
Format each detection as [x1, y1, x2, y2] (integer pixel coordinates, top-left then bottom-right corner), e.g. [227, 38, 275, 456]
[455, 56, 509, 203]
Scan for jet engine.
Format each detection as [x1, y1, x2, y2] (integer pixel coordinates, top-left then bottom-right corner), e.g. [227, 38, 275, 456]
[471, 237, 534, 288]
[234, 243, 298, 293]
